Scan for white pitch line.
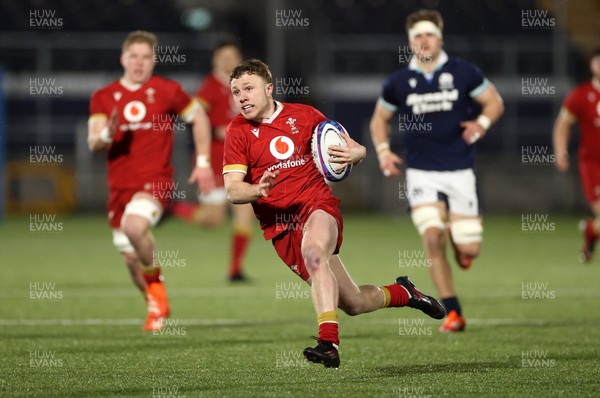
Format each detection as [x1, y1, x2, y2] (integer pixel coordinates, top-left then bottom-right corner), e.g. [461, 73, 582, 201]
[348, 317, 600, 327]
[0, 318, 598, 327]
[3, 286, 600, 298]
[0, 318, 264, 327]
[0, 287, 281, 298]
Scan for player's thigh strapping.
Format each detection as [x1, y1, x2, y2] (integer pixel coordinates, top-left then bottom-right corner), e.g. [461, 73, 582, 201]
[108, 182, 171, 253]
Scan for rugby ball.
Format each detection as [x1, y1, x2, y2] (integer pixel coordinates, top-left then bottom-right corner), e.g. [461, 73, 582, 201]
[311, 120, 352, 182]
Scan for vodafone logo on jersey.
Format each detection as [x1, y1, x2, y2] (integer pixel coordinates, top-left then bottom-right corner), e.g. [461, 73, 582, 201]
[269, 136, 295, 160]
[123, 101, 147, 122]
[267, 135, 307, 172]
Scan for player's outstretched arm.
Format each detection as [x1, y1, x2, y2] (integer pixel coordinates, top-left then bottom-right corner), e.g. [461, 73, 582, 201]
[552, 107, 576, 172]
[369, 102, 403, 177]
[224, 170, 279, 204]
[87, 109, 118, 152]
[188, 106, 215, 195]
[461, 83, 504, 145]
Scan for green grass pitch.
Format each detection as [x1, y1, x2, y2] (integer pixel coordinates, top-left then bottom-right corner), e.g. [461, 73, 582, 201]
[1, 213, 599, 397]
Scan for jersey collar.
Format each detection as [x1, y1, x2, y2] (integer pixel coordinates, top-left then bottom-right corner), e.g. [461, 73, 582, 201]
[408, 50, 449, 74]
[261, 101, 284, 124]
[592, 78, 600, 92]
[119, 77, 146, 92]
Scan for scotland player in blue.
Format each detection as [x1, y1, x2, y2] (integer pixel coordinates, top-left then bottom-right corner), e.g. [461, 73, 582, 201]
[369, 9, 504, 332]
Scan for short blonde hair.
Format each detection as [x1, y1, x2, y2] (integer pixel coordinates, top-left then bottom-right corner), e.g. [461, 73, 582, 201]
[406, 9, 444, 33]
[121, 30, 157, 53]
[230, 59, 273, 84]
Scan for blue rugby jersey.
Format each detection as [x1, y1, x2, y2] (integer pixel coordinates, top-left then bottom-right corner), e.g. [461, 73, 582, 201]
[378, 51, 488, 171]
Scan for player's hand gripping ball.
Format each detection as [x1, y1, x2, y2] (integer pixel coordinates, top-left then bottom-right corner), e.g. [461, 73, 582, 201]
[311, 120, 353, 182]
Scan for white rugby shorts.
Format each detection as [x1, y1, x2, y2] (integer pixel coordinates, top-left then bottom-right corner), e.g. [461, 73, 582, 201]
[405, 168, 479, 217]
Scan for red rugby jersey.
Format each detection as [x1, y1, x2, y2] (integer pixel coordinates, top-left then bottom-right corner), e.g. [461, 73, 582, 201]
[89, 76, 198, 189]
[563, 80, 600, 162]
[195, 73, 238, 132]
[223, 101, 333, 239]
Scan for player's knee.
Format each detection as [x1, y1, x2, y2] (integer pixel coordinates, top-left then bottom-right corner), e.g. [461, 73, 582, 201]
[339, 300, 365, 316]
[450, 219, 483, 249]
[234, 208, 255, 229]
[411, 206, 445, 236]
[422, 227, 446, 254]
[339, 304, 360, 316]
[198, 187, 227, 206]
[121, 219, 145, 243]
[302, 244, 327, 273]
[194, 210, 224, 229]
[122, 201, 158, 242]
[122, 197, 162, 236]
[454, 241, 480, 259]
[195, 191, 228, 228]
[122, 251, 139, 269]
[463, 242, 481, 258]
[112, 230, 135, 254]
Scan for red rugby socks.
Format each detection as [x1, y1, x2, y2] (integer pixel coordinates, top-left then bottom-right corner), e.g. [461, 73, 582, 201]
[143, 266, 162, 285]
[229, 228, 251, 277]
[381, 284, 410, 307]
[317, 310, 339, 345]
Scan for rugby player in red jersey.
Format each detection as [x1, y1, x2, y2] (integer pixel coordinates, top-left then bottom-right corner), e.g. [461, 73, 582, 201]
[553, 48, 600, 262]
[171, 41, 255, 281]
[87, 31, 214, 331]
[223, 59, 445, 368]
